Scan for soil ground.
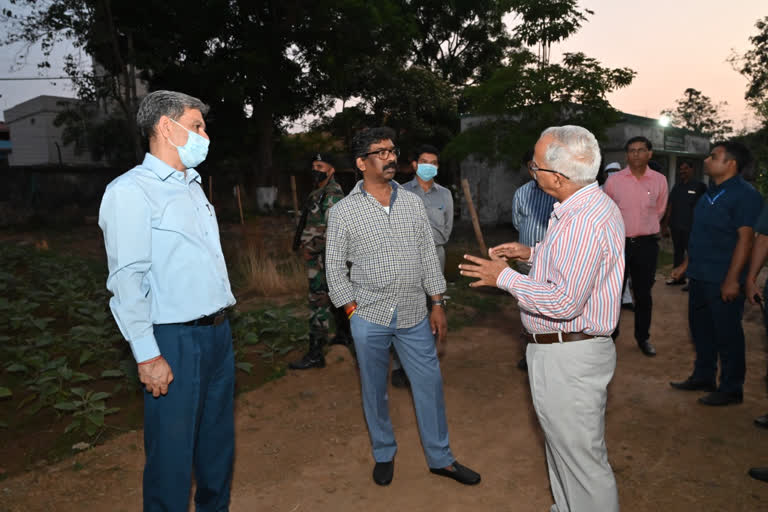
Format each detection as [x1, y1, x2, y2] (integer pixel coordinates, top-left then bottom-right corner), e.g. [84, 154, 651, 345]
[3, 266, 768, 511]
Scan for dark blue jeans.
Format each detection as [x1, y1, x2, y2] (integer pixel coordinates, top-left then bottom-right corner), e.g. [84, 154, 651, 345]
[143, 319, 235, 512]
[689, 279, 746, 393]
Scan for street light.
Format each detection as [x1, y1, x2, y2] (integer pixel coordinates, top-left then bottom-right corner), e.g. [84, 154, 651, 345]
[659, 115, 671, 127]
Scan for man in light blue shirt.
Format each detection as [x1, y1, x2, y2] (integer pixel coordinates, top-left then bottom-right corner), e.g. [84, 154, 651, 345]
[99, 90, 236, 511]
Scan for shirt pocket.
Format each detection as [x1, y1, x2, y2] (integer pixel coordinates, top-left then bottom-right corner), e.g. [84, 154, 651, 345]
[158, 197, 200, 236]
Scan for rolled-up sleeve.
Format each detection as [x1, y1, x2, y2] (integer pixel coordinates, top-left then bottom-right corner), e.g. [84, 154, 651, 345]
[98, 182, 159, 363]
[325, 205, 355, 307]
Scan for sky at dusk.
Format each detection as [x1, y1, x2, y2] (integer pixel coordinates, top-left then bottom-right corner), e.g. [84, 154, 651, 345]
[546, 0, 767, 131]
[0, 1, 766, 130]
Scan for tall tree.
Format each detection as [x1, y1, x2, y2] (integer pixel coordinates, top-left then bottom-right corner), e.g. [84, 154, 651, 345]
[509, 0, 593, 65]
[730, 16, 768, 124]
[661, 88, 733, 142]
[445, 51, 635, 164]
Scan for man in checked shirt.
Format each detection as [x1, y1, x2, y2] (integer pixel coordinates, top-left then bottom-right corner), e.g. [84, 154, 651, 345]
[460, 126, 624, 512]
[325, 127, 480, 487]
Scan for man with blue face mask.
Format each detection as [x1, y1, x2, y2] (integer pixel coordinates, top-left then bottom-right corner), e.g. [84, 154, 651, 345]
[402, 145, 454, 273]
[396, 145, 454, 388]
[98, 90, 236, 511]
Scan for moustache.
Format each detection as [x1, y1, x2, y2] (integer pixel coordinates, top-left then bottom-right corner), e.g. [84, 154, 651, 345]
[383, 163, 397, 172]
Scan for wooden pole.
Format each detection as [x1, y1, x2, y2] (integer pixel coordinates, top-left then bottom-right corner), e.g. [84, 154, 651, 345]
[235, 184, 245, 226]
[208, 175, 213, 203]
[461, 178, 488, 256]
[290, 175, 300, 224]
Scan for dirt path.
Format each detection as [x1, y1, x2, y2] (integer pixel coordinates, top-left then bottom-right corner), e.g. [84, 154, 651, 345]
[3, 275, 768, 512]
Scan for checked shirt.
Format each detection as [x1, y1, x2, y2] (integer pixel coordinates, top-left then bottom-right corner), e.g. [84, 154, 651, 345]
[326, 180, 446, 329]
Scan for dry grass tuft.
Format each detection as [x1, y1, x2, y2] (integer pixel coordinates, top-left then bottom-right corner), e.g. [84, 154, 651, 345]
[238, 239, 307, 296]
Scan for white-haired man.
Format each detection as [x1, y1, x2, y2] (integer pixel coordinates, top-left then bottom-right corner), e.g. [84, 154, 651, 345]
[459, 126, 624, 511]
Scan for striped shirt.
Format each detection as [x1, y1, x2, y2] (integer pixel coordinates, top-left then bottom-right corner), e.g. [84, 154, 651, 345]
[497, 183, 625, 336]
[326, 180, 446, 329]
[512, 180, 557, 247]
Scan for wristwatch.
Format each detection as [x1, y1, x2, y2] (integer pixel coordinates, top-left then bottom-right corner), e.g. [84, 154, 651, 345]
[431, 299, 445, 307]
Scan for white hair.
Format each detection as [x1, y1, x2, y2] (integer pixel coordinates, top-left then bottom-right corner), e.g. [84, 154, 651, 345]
[540, 125, 601, 186]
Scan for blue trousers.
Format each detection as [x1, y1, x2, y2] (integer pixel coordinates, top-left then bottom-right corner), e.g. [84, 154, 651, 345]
[350, 311, 454, 468]
[689, 279, 746, 393]
[143, 320, 235, 512]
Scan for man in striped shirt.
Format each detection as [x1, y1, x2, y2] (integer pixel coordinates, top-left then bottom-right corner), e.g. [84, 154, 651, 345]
[460, 125, 624, 512]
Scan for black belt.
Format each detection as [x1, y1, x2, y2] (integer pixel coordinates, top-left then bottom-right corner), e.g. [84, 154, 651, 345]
[523, 331, 596, 344]
[626, 234, 659, 243]
[181, 309, 228, 327]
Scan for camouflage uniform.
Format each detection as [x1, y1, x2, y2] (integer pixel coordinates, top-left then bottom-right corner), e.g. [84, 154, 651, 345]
[300, 177, 344, 343]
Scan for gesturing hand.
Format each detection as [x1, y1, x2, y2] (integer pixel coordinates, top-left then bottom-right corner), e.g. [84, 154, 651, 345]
[138, 357, 174, 398]
[489, 242, 531, 261]
[458, 251, 511, 288]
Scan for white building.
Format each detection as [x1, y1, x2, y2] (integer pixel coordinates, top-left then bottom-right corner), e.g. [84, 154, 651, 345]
[3, 95, 104, 167]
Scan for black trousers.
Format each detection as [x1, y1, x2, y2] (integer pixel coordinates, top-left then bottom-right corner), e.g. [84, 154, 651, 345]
[671, 228, 690, 268]
[614, 236, 659, 343]
[689, 279, 745, 393]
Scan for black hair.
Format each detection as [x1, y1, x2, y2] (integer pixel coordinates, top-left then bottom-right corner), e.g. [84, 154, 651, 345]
[350, 127, 397, 165]
[412, 144, 440, 162]
[624, 136, 652, 152]
[522, 149, 534, 166]
[712, 140, 752, 173]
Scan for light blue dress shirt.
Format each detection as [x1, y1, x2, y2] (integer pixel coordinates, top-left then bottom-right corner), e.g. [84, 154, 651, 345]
[98, 153, 236, 363]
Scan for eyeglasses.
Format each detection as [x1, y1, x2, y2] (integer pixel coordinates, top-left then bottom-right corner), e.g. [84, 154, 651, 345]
[361, 147, 400, 160]
[627, 148, 649, 155]
[528, 161, 570, 180]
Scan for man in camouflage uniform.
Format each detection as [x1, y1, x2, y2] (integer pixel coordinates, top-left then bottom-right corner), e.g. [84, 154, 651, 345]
[289, 153, 347, 369]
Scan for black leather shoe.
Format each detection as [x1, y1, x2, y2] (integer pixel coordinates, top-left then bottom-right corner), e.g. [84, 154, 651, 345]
[391, 368, 410, 389]
[288, 351, 325, 370]
[638, 339, 656, 357]
[373, 460, 394, 486]
[517, 357, 528, 372]
[698, 391, 743, 406]
[755, 414, 768, 429]
[670, 377, 716, 392]
[749, 467, 768, 482]
[429, 461, 481, 485]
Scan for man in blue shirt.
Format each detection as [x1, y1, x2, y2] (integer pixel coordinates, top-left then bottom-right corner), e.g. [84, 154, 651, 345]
[745, 204, 768, 482]
[669, 141, 763, 406]
[512, 149, 556, 371]
[99, 90, 236, 510]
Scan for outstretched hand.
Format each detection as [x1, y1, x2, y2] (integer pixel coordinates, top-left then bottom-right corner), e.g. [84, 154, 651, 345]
[458, 251, 511, 288]
[488, 242, 531, 261]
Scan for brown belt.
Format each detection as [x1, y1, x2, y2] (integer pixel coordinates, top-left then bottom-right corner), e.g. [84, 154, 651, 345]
[523, 331, 595, 344]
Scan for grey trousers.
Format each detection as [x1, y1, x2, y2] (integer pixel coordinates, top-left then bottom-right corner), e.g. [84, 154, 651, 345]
[527, 337, 619, 512]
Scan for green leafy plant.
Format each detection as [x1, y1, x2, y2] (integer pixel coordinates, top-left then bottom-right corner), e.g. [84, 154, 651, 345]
[55, 387, 120, 437]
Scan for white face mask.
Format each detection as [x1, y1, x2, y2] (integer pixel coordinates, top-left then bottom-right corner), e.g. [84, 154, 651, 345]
[167, 118, 210, 168]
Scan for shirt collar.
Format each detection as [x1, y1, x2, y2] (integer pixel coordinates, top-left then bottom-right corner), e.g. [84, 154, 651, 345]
[708, 174, 741, 192]
[353, 179, 400, 205]
[142, 153, 201, 185]
[552, 182, 598, 219]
